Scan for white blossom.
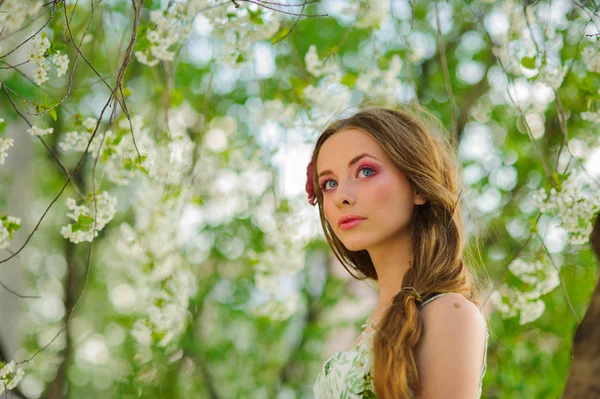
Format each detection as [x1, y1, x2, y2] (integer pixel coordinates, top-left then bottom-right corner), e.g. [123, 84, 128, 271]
[250, 292, 300, 321]
[0, 360, 25, 394]
[490, 253, 562, 325]
[60, 191, 117, 244]
[339, 0, 389, 29]
[0, 224, 10, 249]
[50, 51, 70, 77]
[33, 62, 50, 85]
[58, 131, 92, 152]
[536, 63, 568, 90]
[0, 0, 43, 33]
[0, 215, 21, 249]
[532, 170, 600, 245]
[27, 125, 54, 136]
[582, 45, 600, 73]
[135, 6, 196, 67]
[200, 2, 281, 66]
[489, 283, 548, 325]
[0, 137, 14, 165]
[29, 35, 51, 85]
[581, 110, 600, 124]
[58, 117, 99, 153]
[82, 117, 98, 131]
[305, 45, 342, 78]
[29, 34, 70, 83]
[70, 115, 154, 185]
[507, 258, 560, 296]
[131, 319, 152, 346]
[354, 54, 403, 102]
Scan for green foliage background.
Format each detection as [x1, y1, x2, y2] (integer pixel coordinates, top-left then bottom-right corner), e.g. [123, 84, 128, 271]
[0, 0, 599, 398]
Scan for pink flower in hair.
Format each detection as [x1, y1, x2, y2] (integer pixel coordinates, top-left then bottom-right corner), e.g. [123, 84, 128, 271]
[306, 160, 317, 206]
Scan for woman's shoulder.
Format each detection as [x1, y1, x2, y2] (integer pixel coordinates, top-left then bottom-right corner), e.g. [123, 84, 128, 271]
[419, 292, 484, 319]
[414, 292, 487, 397]
[417, 292, 487, 342]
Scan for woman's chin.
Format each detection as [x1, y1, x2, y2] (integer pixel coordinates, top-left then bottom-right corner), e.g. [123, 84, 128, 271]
[341, 240, 369, 252]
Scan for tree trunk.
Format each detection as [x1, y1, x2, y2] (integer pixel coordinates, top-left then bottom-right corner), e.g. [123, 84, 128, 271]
[561, 212, 600, 398]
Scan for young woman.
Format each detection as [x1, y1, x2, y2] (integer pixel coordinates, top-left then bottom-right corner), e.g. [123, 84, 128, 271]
[307, 106, 489, 398]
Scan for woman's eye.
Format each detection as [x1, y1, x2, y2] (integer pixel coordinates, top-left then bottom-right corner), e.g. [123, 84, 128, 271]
[358, 167, 375, 177]
[321, 180, 337, 191]
[320, 167, 376, 192]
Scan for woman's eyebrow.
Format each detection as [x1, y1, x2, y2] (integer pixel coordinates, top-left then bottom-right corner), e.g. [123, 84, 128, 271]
[318, 153, 379, 178]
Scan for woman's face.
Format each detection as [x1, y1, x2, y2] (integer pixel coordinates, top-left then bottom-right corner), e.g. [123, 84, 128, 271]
[316, 128, 426, 251]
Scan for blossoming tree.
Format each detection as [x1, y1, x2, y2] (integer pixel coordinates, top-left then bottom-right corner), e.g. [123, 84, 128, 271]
[0, 0, 599, 398]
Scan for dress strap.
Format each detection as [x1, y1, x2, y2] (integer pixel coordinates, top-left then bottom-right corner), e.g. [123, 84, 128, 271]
[418, 292, 450, 309]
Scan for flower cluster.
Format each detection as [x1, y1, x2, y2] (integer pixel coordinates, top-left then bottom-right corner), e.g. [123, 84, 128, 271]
[355, 54, 403, 102]
[0, 0, 43, 35]
[581, 111, 600, 124]
[28, 34, 69, 85]
[582, 44, 600, 74]
[60, 191, 118, 244]
[60, 115, 153, 185]
[27, 125, 54, 136]
[0, 215, 21, 249]
[531, 171, 600, 245]
[0, 137, 13, 165]
[508, 258, 560, 295]
[201, 2, 281, 65]
[250, 99, 297, 128]
[535, 62, 568, 90]
[29, 34, 51, 85]
[0, 361, 25, 395]
[50, 51, 69, 77]
[96, 116, 153, 185]
[250, 202, 307, 320]
[490, 256, 559, 324]
[135, 4, 195, 67]
[580, 92, 600, 124]
[58, 117, 98, 152]
[113, 184, 196, 349]
[339, 0, 389, 29]
[0, 118, 14, 165]
[302, 45, 350, 125]
[305, 45, 342, 79]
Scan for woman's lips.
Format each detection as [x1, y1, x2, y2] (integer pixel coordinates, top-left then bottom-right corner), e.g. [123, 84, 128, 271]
[339, 219, 366, 230]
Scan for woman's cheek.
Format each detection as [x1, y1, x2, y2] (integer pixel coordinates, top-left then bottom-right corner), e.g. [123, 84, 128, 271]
[323, 203, 334, 227]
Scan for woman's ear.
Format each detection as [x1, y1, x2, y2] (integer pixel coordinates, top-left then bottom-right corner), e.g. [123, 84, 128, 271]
[415, 190, 428, 205]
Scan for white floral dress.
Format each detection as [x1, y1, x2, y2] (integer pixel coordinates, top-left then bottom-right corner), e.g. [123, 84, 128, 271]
[313, 293, 489, 399]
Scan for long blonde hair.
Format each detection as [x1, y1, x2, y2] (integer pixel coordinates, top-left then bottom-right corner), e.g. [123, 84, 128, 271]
[310, 104, 488, 398]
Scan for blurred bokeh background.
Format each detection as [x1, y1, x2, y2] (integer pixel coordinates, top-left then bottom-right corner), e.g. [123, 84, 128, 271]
[1, 0, 600, 398]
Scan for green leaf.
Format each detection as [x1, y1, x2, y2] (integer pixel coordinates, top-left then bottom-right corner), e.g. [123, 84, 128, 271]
[247, 9, 263, 25]
[170, 89, 183, 107]
[0, 120, 6, 135]
[49, 108, 57, 121]
[340, 73, 358, 87]
[52, 43, 67, 54]
[235, 52, 247, 64]
[530, 217, 538, 234]
[521, 56, 536, 69]
[78, 214, 95, 230]
[101, 148, 114, 163]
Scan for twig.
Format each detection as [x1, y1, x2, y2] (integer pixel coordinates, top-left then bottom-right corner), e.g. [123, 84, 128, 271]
[434, 2, 458, 139]
[538, 235, 580, 323]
